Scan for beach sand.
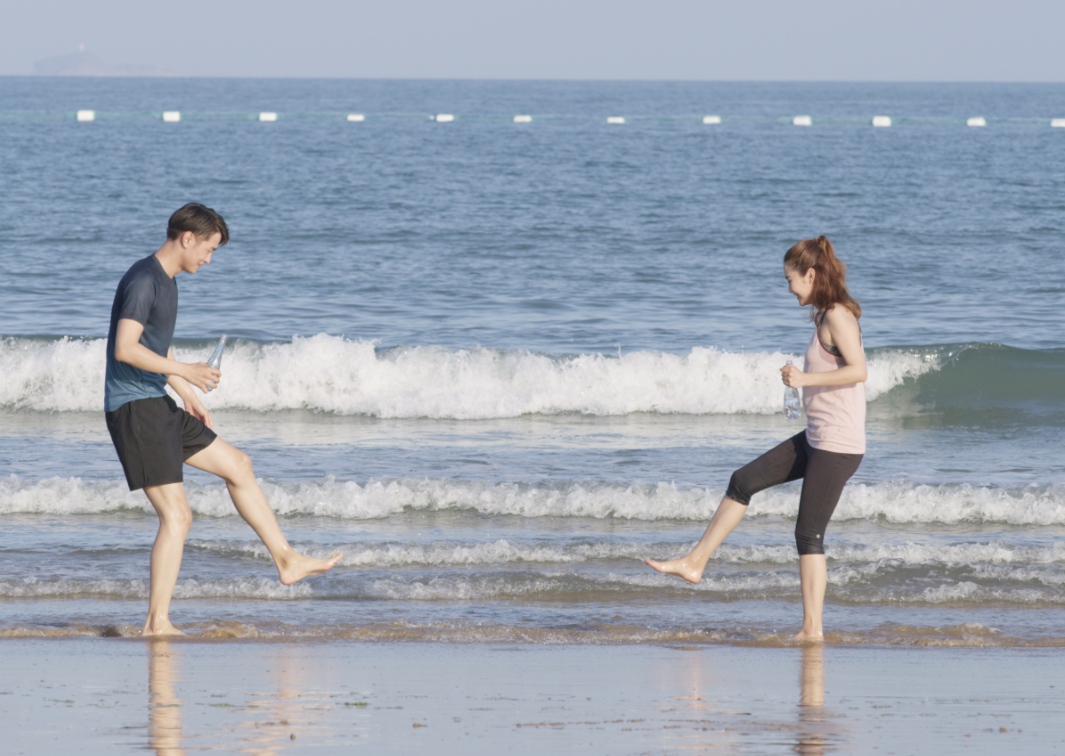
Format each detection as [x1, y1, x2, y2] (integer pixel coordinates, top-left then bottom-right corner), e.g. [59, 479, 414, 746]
[3, 639, 1061, 754]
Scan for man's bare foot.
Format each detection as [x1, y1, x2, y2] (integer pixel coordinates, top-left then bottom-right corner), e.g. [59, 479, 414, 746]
[790, 629, 824, 643]
[142, 619, 185, 637]
[645, 557, 703, 584]
[279, 552, 343, 585]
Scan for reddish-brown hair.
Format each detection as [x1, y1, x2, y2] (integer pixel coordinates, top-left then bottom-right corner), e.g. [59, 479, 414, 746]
[784, 236, 861, 320]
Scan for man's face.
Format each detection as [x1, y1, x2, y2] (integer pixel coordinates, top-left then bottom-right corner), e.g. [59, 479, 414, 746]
[179, 232, 222, 274]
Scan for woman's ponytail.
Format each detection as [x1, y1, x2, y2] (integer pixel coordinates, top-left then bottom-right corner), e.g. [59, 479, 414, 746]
[784, 236, 861, 320]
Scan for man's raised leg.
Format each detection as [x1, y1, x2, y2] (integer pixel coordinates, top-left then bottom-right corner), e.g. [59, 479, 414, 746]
[185, 439, 341, 584]
[142, 482, 194, 636]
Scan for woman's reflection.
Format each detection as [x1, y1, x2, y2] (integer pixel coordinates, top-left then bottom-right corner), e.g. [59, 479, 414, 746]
[147, 639, 186, 756]
[795, 643, 827, 754]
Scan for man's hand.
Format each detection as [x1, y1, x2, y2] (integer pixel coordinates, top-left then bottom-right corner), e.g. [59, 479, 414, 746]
[182, 362, 221, 394]
[183, 393, 214, 429]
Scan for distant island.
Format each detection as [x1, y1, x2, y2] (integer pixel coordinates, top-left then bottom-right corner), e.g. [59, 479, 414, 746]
[34, 51, 175, 77]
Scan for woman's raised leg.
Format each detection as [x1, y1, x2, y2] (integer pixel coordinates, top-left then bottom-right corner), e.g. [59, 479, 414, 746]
[645, 496, 747, 583]
[646, 432, 807, 584]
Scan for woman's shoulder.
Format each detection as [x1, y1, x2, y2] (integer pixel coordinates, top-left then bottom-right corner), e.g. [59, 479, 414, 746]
[822, 303, 859, 327]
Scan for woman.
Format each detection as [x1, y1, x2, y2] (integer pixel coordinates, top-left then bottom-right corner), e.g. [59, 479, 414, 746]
[647, 236, 867, 641]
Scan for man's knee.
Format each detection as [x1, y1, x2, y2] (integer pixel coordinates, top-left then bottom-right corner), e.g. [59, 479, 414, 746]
[227, 448, 254, 483]
[172, 504, 194, 531]
[152, 498, 193, 532]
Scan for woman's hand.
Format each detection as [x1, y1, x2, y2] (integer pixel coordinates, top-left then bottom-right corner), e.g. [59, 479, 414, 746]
[781, 363, 806, 388]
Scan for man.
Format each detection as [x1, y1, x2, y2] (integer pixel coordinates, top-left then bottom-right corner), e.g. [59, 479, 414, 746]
[105, 203, 340, 636]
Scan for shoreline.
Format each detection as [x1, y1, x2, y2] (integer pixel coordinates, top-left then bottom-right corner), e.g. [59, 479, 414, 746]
[4, 615, 1065, 647]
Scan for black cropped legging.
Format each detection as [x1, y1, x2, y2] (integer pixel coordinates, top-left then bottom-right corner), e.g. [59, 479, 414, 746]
[725, 431, 863, 555]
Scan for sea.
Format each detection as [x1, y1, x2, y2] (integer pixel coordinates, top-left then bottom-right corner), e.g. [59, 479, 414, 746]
[1, 78, 1064, 645]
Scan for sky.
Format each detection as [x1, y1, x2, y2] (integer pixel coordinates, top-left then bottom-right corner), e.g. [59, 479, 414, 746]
[2, 0, 1063, 81]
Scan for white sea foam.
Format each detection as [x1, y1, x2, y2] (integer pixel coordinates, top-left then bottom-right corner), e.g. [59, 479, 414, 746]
[189, 538, 660, 567]
[187, 537, 1065, 569]
[5, 475, 1065, 525]
[0, 576, 311, 600]
[0, 336, 938, 417]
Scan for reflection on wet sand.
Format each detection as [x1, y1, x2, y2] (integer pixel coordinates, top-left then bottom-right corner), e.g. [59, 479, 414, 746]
[231, 648, 337, 754]
[795, 644, 834, 755]
[148, 640, 186, 756]
[146, 642, 340, 754]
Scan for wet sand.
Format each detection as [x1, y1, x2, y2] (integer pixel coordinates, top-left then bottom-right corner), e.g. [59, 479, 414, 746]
[2, 639, 1062, 754]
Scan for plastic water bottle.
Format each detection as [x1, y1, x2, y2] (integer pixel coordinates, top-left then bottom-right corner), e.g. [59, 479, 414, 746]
[784, 360, 801, 420]
[205, 335, 226, 392]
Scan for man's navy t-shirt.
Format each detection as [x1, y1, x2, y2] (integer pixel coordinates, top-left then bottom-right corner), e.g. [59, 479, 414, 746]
[104, 255, 178, 412]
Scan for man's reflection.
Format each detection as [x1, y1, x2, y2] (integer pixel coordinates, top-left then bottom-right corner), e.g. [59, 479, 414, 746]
[234, 649, 334, 752]
[147, 639, 186, 756]
[795, 643, 826, 755]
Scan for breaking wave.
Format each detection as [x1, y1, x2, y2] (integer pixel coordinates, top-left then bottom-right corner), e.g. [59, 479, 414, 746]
[0, 334, 944, 417]
[4, 474, 1065, 525]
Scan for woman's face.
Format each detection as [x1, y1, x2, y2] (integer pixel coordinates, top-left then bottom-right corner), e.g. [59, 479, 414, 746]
[784, 264, 816, 307]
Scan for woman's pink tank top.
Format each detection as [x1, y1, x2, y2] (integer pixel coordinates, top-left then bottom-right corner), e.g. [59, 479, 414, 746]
[802, 314, 866, 454]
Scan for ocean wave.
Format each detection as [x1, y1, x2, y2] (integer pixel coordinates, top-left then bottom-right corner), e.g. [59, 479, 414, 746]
[186, 538, 1065, 569]
[0, 576, 312, 601]
[4, 565, 1063, 607]
[5, 474, 1065, 525]
[0, 335, 939, 417]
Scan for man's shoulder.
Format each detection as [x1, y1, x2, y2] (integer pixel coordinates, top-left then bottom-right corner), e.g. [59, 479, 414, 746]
[114, 255, 169, 311]
[118, 255, 171, 289]
[123, 254, 163, 277]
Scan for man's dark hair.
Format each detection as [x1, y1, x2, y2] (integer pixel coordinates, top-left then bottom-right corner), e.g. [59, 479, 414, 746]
[166, 203, 229, 246]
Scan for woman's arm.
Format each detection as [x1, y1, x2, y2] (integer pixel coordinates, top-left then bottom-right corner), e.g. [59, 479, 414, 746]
[781, 306, 868, 388]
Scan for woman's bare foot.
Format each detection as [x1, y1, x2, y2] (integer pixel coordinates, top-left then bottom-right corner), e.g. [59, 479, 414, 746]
[790, 629, 824, 643]
[142, 619, 185, 637]
[645, 557, 703, 584]
[278, 552, 343, 585]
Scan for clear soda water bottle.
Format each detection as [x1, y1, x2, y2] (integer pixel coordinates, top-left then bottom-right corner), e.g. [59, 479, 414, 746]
[205, 335, 227, 392]
[783, 360, 801, 419]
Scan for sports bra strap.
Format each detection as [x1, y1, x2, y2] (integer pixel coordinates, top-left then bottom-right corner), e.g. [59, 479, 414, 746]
[817, 309, 861, 356]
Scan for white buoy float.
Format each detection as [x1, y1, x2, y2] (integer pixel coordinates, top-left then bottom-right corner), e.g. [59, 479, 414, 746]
[434, 114, 455, 122]
[967, 117, 987, 127]
[513, 115, 532, 123]
[872, 115, 891, 127]
[76, 110, 95, 122]
[346, 114, 365, 122]
[1051, 118, 1065, 128]
[259, 112, 278, 122]
[162, 111, 181, 122]
[793, 115, 812, 126]
[702, 115, 721, 124]
[607, 116, 625, 124]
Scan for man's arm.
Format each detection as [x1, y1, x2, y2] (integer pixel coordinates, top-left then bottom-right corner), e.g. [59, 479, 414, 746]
[114, 319, 219, 427]
[166, 347, 214, 428]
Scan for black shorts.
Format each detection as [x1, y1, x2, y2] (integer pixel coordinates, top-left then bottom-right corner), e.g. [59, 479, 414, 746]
[105, 395, 217, 491]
